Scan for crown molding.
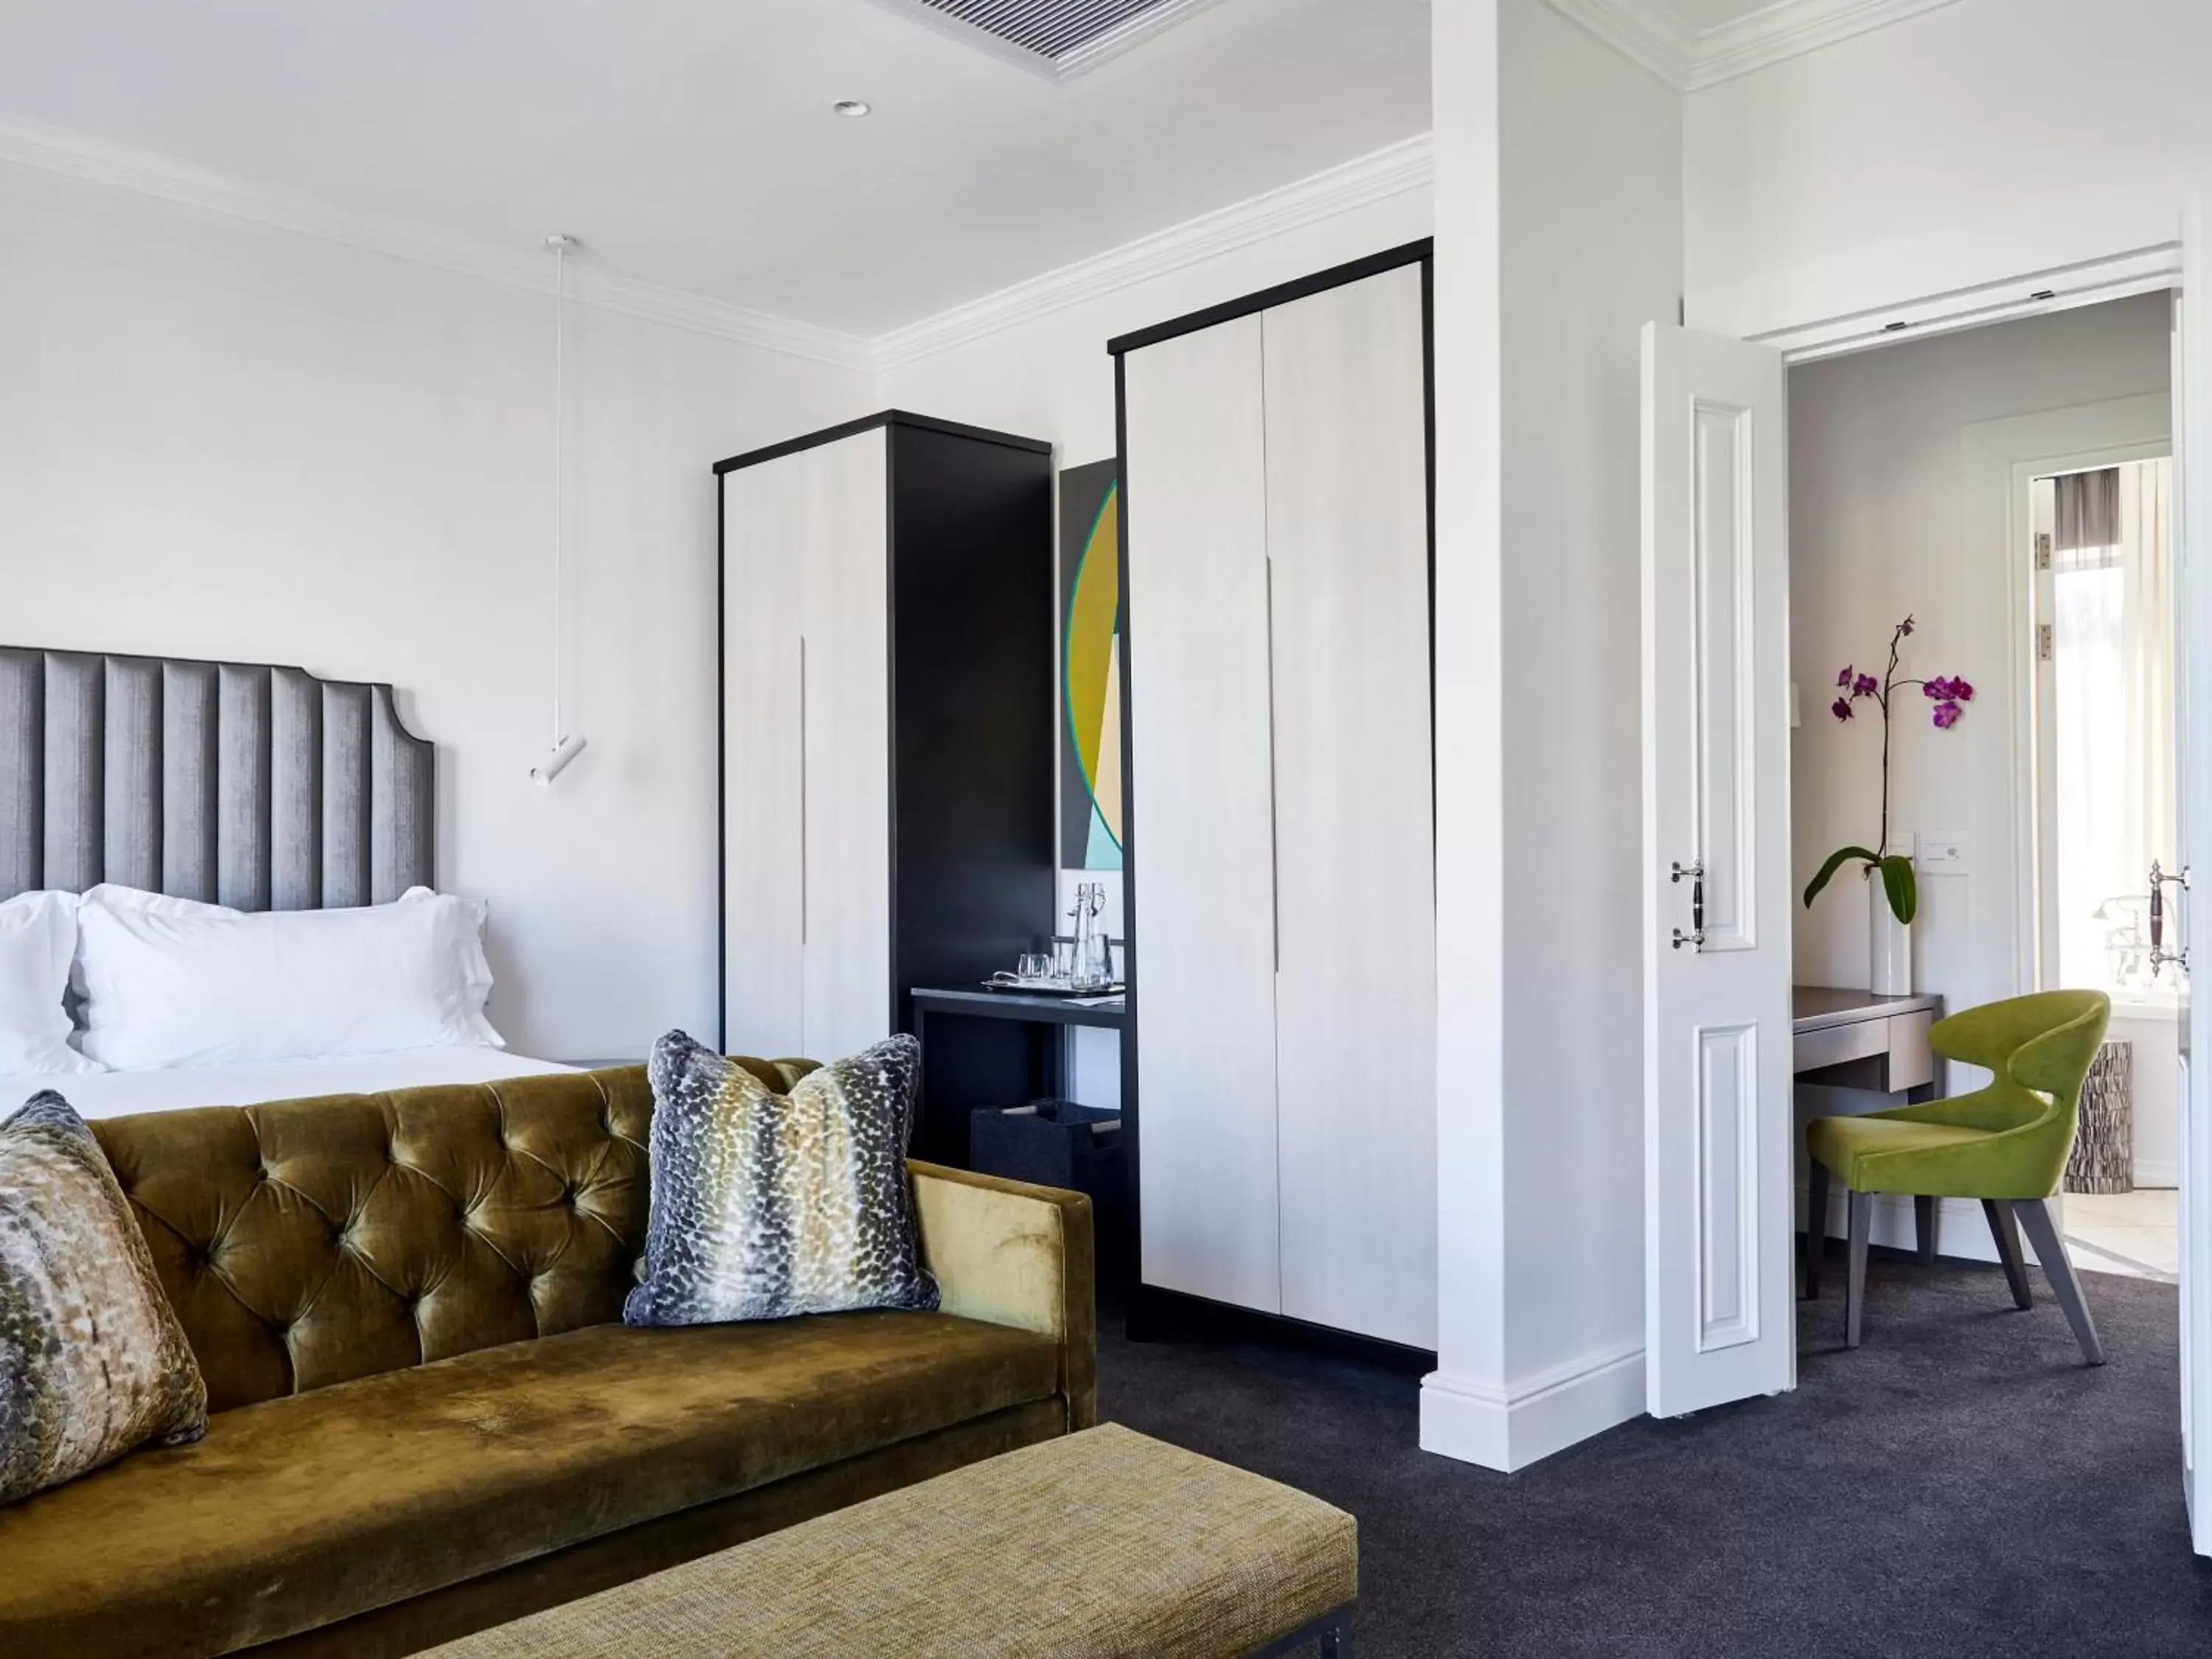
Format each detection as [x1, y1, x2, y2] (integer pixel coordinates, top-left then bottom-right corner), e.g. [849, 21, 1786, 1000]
[1688, 0, 1966, 89]
[1543, 0, 1697, 88]
[1543, 0, 1967, 91]
[0, 114, 874, 372]
[872, 132, 1433, 369]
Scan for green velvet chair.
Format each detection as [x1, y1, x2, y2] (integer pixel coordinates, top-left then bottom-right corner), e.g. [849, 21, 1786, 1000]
[1804, 989, 2111, 1366]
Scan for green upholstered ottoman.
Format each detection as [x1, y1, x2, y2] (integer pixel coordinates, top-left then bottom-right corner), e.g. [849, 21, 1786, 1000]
[425, 1423, 1358, 1658]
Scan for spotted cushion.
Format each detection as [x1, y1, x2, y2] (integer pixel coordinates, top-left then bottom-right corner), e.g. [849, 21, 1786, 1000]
[626, 1032, 939, 1326]
[1, 1093, 206, 1504]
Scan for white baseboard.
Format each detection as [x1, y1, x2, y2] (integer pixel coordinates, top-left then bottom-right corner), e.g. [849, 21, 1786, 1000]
[2134, 1159, 2180, 1189]
[1419, 1340, 1645, 1472]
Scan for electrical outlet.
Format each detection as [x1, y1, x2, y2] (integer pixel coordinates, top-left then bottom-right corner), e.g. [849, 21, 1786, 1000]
[1919, 836, 1966, 870]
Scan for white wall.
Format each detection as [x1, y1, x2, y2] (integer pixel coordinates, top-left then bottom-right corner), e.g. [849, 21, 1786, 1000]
[1790, 296, 2175, 1178]
[0, 161, 873, 1060]
[879, 191, 1430, 473]
[1423, 0, 1682, 1470]
[1791, 298, 2171, 979]
[1684, 0, 2212, 338]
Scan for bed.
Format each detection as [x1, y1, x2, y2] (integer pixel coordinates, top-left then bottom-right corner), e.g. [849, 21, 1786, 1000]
[0, 645, 577, 1118]
[2, 1047, 579, 1123]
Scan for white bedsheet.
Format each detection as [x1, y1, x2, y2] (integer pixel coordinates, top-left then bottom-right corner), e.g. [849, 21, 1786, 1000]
[2, 1046, 580, 1122]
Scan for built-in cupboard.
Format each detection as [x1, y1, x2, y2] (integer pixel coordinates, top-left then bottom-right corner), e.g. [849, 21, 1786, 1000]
[1113, 244, 1438, 1349]
[714, 412, 1056, 1104]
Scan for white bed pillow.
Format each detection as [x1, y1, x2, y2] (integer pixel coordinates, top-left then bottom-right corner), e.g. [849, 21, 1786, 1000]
[0, 891, 104, 1076]
[74, 885, 504, 1071]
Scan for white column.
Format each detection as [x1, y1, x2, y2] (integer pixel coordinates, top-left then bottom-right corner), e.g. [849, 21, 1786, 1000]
[1421, 0, 1513, 1465]
[1425, 0, 1686, 1470]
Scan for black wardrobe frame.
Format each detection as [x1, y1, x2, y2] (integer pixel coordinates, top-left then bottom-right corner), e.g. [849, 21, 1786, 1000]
[712, 411, 1058, 1161]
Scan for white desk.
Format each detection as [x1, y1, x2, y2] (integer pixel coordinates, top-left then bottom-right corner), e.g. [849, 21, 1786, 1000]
[1792, 986, 1942, 1101]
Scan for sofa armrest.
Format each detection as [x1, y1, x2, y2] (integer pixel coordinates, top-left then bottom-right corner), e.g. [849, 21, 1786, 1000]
[907, 1161, 1097, 1431]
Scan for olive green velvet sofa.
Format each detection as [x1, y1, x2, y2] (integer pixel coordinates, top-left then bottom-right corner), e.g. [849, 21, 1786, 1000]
[0, 1062, 1096, 1659]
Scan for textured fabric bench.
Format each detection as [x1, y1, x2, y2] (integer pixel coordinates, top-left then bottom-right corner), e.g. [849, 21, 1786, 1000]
[426, 1422, 1359, 1658]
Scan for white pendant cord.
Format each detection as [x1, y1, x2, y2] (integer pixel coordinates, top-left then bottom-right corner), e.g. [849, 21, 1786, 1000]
[530, 235, 587, 785]
[551, 234, 567, 750]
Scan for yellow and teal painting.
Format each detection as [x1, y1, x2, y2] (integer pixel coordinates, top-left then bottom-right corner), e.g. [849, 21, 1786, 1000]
[1060, 460, 1123, 871]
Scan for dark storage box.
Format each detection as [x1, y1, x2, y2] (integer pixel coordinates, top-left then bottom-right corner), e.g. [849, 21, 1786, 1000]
[970, 1099, 1124, 1198]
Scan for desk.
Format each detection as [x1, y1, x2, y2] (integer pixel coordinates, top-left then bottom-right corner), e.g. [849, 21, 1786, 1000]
[908, 987, 1125, 1164]
[1792, 986, 1942, 1101]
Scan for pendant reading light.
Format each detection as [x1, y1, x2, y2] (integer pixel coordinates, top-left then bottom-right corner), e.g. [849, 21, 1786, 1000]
[532, 233, 588, 785]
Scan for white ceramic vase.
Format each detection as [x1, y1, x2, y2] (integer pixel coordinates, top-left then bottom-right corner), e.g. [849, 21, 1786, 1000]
[1868, 877, 1912, 995]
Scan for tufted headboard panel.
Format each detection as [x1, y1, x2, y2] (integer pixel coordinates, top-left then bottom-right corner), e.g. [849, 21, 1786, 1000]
[90, 1060, 818, 1412]
[0, 645, 434, 908]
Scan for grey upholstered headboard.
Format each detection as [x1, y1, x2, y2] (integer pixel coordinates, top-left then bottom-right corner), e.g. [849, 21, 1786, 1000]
[0, 647, 434, 909]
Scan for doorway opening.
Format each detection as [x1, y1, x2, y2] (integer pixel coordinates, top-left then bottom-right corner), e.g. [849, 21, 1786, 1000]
[2028, 454, 2183, 1281]
[1785, 293, 2177, 1279]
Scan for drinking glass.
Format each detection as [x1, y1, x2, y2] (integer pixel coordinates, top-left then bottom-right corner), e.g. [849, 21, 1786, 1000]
[1017, 953, 1052, 983]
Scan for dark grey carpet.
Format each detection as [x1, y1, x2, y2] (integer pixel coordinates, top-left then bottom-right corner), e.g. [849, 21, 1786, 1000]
[1099, 1257, 2212, 1656]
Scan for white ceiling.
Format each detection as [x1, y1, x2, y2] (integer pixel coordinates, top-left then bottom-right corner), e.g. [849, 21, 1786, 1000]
[0, 0, 1430, 338]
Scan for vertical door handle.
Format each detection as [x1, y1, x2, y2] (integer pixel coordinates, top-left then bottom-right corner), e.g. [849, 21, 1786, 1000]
[2151, 858, 2188, 976]
[799, 635, 809, 945]
[1265, 554, 1281, 973]
[1670, 860, 1705, 952]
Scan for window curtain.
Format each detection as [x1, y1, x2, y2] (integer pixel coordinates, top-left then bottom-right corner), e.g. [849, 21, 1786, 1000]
[2053, 465, 2121, 552]
[2048, 461, 2174, 992]
[2119, 458, 2177, 912]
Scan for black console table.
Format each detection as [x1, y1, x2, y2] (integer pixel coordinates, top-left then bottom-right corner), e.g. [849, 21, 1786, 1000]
[907, 987, 1124, 1165]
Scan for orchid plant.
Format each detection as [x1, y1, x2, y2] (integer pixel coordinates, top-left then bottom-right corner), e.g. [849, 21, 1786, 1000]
[1802, 614, 1975, 925]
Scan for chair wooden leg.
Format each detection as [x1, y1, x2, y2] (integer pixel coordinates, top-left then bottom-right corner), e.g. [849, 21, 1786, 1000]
[1914, 1194, 1939, 1266]
[1845, 1191, 1873, 1348]
[1806, 1158, 1831, 1301]
[2014, 1198, 2107, 1366]
[1983, 1200, 2032, 1310]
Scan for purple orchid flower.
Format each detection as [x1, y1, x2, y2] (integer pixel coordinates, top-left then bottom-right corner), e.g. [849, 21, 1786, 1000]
[1809, 613, 1963, 928]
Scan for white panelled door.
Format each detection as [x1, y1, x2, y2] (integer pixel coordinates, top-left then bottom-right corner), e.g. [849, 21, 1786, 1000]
[2177, 196, 2212, 1556]
[719, 430, 890, 1062]
[799, 428, 892, 1065]
[721, 452, 809, 1057]
[1264, 265, 1438, 1349]
[1641, 321, 1796, 1418]
[1124, 316, 1283, 1315]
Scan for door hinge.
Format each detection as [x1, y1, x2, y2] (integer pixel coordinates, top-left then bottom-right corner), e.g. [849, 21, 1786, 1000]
[2034, 532, 2051, 571]
[2037, 623, 2053, 661]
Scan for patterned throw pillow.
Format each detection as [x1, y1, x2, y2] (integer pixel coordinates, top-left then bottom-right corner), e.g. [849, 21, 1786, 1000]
[625, 1032, 940, 1326]
[1, 1093, 207, 1506]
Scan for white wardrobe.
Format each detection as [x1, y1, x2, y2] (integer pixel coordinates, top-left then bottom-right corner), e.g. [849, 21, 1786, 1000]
[1113, 247, 1438, 1350]
[715, 412, 1056, 1135]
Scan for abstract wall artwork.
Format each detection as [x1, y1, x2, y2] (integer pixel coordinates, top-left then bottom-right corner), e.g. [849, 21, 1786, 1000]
[1060, 459, 1123, 871]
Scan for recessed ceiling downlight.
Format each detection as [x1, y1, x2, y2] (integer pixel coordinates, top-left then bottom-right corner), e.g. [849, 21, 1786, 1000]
[834, 100, 873, 118]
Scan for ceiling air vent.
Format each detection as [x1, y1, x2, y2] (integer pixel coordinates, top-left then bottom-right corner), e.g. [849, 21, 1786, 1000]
[886, 0, 1225, 78]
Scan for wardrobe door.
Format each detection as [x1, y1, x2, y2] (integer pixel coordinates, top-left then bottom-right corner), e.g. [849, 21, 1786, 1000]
[1264, 265, 1438, 1348]
[799, 427, 893, 1063]
[1124, 316, 1282, 1315]
[721, 452, 808, 1057]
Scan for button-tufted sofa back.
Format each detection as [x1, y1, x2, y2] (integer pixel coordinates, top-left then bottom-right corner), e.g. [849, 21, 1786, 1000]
[91, 1060, 815, 1413]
